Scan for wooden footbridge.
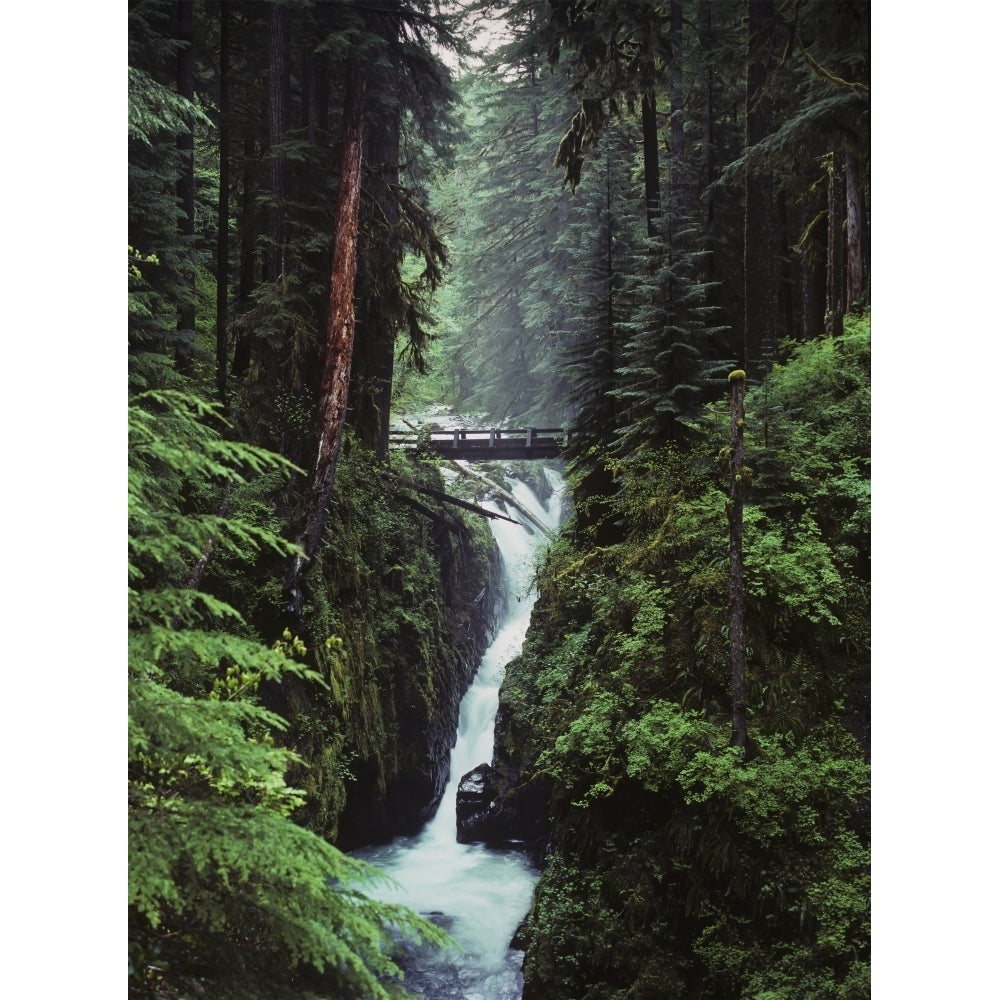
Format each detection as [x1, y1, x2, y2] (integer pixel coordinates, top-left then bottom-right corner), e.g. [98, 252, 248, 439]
[389, 426, 565, 462]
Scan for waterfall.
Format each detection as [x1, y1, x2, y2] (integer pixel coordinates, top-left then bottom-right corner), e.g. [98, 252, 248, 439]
[353, 467, 564, 1000]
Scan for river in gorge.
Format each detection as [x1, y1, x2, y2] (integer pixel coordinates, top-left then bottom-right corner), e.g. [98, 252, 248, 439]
[353, 466, 565, 1000]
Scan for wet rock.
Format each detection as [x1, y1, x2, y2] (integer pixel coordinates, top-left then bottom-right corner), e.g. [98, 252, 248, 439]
[456, 763, 497, 842]
[455, 758, 549, 859]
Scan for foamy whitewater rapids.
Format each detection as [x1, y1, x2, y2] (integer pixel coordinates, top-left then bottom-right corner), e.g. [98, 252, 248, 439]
[353, 467, 565, 999]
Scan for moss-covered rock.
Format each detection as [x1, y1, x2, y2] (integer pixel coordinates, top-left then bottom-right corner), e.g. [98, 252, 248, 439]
[254, 448, 501, 848]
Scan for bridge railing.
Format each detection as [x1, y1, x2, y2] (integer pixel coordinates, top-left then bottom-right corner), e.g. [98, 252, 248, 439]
[388, 427, 566, 452]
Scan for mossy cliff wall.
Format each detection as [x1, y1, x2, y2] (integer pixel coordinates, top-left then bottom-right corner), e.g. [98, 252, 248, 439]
[482, 323, 871, 1000]
[258, 448, 500, 849]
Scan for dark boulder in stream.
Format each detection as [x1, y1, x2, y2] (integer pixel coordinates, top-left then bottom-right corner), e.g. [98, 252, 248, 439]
[456, 755, 550, 861]
[455, 763, 498, 841]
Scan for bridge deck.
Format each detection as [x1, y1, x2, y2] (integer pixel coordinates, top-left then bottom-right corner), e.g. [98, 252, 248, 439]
[389, 427, 565, 462]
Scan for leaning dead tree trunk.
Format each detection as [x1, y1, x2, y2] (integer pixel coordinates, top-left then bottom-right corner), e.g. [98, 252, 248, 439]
[728, 369, 748, 750]
[286, 53, 367, 609]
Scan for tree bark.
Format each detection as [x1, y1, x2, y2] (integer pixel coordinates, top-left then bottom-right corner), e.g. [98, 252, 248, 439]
[743, 0, 776, 372]
[287, 53, 368, 604]
[352, 67, 402, 460]
[801, 194, 827, 340]
[845, 150, 869, 311]
[668, 0, 685, 230]
[265, 1, 288, 285]
[215, 0, 230, 404]
[641, 89, 661, 238]
[826, 150, 846, 336]
[175, 0, 196, 373]
[728, 369, 748, 749]
[698, 0, 715, 286]
[231, 136, 258, 379]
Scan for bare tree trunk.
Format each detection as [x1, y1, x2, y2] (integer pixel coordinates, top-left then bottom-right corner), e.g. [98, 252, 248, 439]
[175, 0, 196, 374]
[825, 150, 846, 337]
[287, 53, 367, 606]
[698, 0, 716, 287]
[351, 56, 402, 460]
[668, 0, 685, 230]
[641, 90, 661, 237]
[215, 0, 230, 404]
[777, 189, 794, 346]
[744, 0, 776, 371]
[845, 150, 869, 311]
[698, 0, 714, 214]
[802, 194, 827, 341]
[231, 136, 258, 379]
[265, 1, 288, 285]
[728, 369, 748, 749]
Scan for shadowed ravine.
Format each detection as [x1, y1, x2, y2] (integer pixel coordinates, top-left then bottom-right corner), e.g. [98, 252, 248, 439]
[354, 469, 565, 999]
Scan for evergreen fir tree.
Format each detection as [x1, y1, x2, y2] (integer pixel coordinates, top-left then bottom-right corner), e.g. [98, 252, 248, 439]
[128, 389, 451, 999]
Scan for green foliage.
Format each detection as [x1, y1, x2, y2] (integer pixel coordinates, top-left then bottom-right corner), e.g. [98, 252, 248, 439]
[505, 317, 870, 999]
[743, 507, 845, 626]
[128, 389, 453, 999]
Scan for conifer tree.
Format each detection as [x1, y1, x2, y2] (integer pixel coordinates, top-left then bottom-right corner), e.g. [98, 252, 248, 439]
[129, 0, 210, 372]
[348, 0, 461, 455]
[435, 3, 578, 426]
[128, 389, 450, 999]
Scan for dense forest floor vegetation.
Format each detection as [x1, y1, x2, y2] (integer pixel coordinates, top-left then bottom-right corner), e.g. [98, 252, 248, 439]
[497, 315, 870, 999]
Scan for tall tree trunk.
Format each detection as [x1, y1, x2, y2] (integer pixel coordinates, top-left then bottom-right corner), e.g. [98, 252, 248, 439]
[641, 90, 661, 238]
[698, 0, 715, 286]
[215, 0, 230, 404]
[605, 146, 616, 392]
[265, 1, 288, 285]
[287, 53, 368, 606]
[350, 20, 402, 461]
[777, 189, 794, 346]
[231, 137, 259, 379]
[845, 150, 869, 311]
[802, 196, 827, 341]
[743, 0, 776, 372]
[367, 109, 402, 460]
[668, 0, 686, 229]
[825, 150, 846, 336]
[728, 369, 748, 750]
[175, 0, 196, 373]
[305, 44, 330, 193]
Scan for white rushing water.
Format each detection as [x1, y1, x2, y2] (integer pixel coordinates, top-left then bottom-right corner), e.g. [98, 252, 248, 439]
[354, 468, 565, 1000]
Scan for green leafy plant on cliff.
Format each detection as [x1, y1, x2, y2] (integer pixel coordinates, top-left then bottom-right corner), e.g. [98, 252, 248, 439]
[510, 317, 870, 999]
[128, 388, 450, 999]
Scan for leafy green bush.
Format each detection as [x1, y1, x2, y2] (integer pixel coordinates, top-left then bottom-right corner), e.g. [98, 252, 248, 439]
[509, 318, 871, 999]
